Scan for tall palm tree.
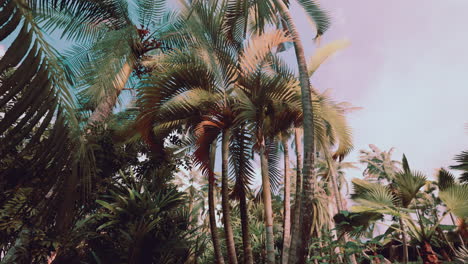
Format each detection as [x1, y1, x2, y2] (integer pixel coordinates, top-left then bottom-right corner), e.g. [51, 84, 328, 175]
[223, 2, 331, 260]
[235, 48, 302, 263]
[275, 44, 352, 263]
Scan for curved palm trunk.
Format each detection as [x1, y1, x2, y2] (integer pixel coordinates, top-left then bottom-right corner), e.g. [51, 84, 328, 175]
[239, 188, 254, 264]
[281, 134, 292, 264]
[288, 128, 303, 264]
[55, 62, 134, 254]
[274, 1, 317, 263]
[222, 128, 238, 264]
[87, 62, 133, 126]
[260, 140, 276, 264]
[399, 218, 409, 264]
[209, 142, 225, 264]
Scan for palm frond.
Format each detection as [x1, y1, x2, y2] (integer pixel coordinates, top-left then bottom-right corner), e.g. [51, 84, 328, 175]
[439, 184, 468, 219]
[239, 29, 290, 74]
[450, 150, 468, 183]
[437, 168, 456, 191]
[295, 0, 331, 37]
[229, 126, 255, 199]
[135, 0, 167, 29]
[393, 170, 427, 207]
[32, 0, 131, 42]
[308, 39, 349, 76]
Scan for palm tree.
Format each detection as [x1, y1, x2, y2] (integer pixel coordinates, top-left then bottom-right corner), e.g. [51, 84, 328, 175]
[280, 131, 292, 264]
[223, 2, 332, 260]
[235, 46, 302, 263]
[271, 3, 330, 262]
[37, 0, 185, 126]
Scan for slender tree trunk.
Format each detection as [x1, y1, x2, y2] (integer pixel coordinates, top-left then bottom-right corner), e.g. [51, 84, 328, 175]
[288, 128, 303, 264]
[87, 62, 133, 126]
[209, 142, 225, 264]
[222, 128, 238, 264]
[260, 140, 276, 264]
[188, 197, 194, 228]
[239, 188, 254, 264]
[275, 2, 317, 261]
[329, 165, 357, 264]
[281, 134, 292, 264]
[399, 218, 409, 264]
[449, 212, 465, 244]
[328, 201, 344, 263]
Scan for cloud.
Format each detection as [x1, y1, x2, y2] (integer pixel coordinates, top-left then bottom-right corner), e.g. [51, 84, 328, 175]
[0, 45, 5, 57]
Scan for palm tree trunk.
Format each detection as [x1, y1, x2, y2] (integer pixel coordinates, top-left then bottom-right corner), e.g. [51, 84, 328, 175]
[288, 128, 303, 264]
[188, 197, 194, 228]
[281, 134, 292, 264]
[239, 188, 254, 264]
[399, 218, 409, 264]
[260, 140, 276, 264]
[87, 62, 133, 126]
[54, 62, 134, 259]
[209, 142, 225, 264]
[420, 241, 439, 264]
[329, 166, 358, 264]
[222, 128, 238, 264]
[274, 2, 317, 263]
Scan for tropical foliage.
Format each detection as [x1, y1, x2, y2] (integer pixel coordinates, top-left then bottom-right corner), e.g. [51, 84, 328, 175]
[0, 0, 466, 263]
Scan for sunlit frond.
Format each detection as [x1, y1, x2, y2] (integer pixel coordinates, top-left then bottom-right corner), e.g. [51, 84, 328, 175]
[239, 29, 290, 73]
[308, 39, 349, 76]
[439, 184, 468, 219]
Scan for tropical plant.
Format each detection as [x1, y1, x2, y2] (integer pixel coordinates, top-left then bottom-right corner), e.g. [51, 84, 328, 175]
[450, 150, 468, 183]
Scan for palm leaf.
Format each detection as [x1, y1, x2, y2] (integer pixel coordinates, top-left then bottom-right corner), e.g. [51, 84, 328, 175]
[439, 184, 468, 218]
[437, 168, 456, 191]
[295, 0, 331, 37]
[450, 150, 468, 183]
[308, 39, 349, 76]
[393, 170, 426, 207]
[239, 29, 290, 74]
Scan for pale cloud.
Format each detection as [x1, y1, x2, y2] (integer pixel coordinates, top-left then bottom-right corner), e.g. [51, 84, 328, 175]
[0, 45, 5, 57]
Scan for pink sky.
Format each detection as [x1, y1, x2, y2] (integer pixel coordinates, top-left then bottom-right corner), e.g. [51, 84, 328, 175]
[285, 0, 468, 180]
